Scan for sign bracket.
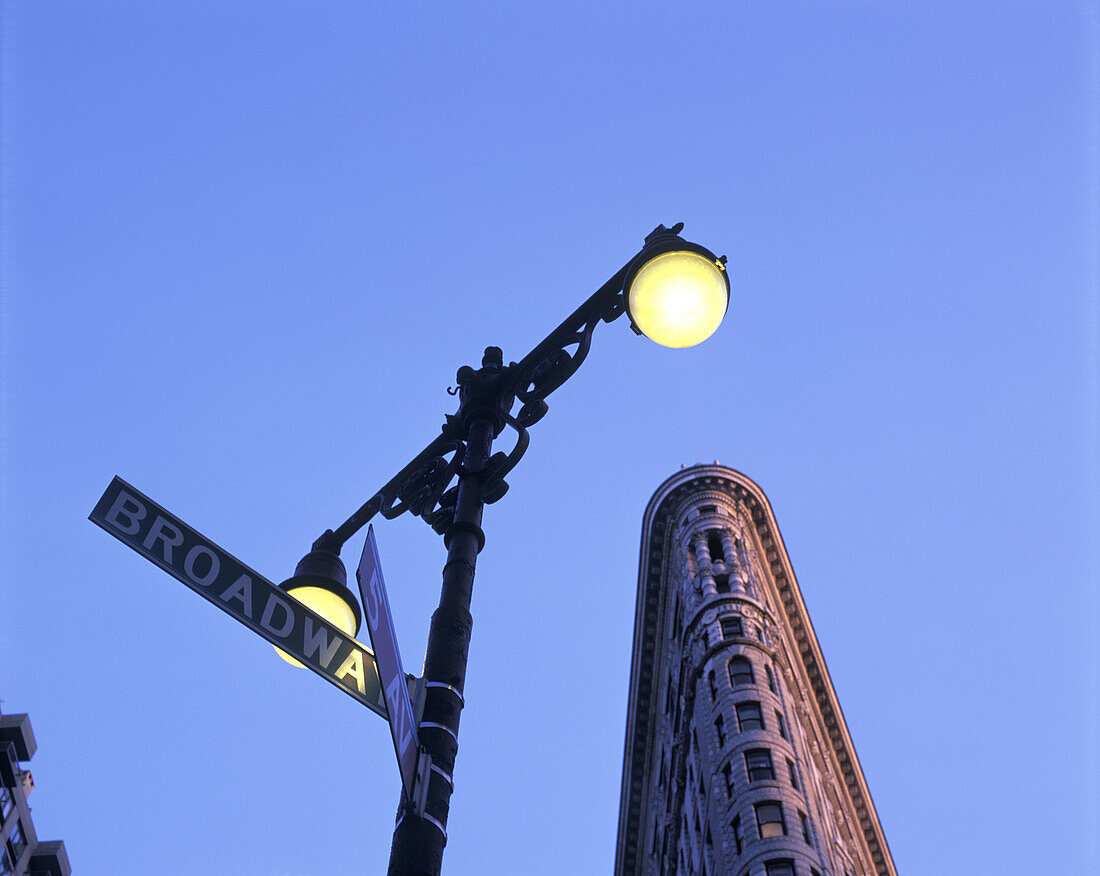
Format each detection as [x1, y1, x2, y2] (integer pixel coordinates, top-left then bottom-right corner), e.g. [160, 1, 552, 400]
[410, 749, 432, 817]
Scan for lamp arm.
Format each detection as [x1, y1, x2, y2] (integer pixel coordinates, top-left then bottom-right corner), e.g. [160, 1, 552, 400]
[316, 427, 465, 551]
[317, 257, 637, 553]
[510, 262, 630, 427]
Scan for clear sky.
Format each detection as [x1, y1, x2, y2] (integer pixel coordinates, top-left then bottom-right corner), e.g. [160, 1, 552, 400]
[2, 2, 1097, 874]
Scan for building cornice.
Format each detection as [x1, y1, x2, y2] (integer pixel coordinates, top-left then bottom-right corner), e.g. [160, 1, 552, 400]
[614, 465, 896, 876]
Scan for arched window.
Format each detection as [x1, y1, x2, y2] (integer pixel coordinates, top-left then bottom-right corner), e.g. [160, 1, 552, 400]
[765, 859, 795, 876]
[729, 656, 754, 686]
[765, 663, 777, 693]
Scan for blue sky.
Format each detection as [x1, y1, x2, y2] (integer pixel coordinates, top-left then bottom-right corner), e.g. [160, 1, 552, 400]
[2, 2, 1097, 874]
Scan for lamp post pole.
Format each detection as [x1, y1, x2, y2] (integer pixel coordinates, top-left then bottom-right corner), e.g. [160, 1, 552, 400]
[308, 224, 728, 876]
[386, 349, 510, 875]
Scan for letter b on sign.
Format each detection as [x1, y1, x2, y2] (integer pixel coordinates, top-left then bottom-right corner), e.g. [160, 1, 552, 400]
[106, 492, 146, 535]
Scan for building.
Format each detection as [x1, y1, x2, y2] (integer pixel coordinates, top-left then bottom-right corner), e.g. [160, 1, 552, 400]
[1, 705, 69, 876]
[614, 465, 895, 876]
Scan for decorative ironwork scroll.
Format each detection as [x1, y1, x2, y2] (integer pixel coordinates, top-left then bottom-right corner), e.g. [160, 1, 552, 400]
[318, 428, 466, 550]
[319, 258, 634, 552]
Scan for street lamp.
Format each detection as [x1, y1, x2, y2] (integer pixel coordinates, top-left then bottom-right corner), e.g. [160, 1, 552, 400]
[303, 222, 728, 875]
[624, 229, 729, 347]
[274, 547, 362, 666]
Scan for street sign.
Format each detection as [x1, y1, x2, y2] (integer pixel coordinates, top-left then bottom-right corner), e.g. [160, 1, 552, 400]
[357, 525, 420, 802]
[90, 476, 387, 718]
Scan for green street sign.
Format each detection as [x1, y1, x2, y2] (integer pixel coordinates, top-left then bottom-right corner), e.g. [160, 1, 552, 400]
[90, 476, 387, 718]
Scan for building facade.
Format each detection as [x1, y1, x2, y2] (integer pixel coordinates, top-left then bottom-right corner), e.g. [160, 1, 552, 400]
[1, 705, 69, 876]
[614, 465, 895, 876]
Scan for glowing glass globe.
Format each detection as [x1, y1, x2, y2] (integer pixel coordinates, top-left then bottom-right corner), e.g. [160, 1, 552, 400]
[275, 584, 360, 666]
[626, 250, 728, 348]
[273, 547, 361, 667]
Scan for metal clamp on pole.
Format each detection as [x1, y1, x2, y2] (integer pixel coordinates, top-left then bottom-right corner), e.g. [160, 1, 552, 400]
[410, 749, 433, 818]
[406, 674, 427, 726]
[404, 676, 434, 818]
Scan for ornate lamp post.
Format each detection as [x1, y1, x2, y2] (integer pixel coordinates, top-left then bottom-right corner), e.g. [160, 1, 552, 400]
[285, 223, 728, 875]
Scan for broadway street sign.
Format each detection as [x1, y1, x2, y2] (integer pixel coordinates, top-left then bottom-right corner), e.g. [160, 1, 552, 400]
[90, 476, 387, 718]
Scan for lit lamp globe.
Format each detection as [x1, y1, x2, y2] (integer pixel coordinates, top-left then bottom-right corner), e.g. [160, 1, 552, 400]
[624, 225, 730, 348]
[274, 548, 362, 666]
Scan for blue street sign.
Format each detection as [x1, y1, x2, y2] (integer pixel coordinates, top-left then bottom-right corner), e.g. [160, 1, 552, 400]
[357, 525, 420, 802]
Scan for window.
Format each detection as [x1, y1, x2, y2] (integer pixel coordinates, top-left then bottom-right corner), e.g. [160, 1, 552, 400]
[765, 860, 796, 876]
[715, 573, 730, 593]
[708, 671, 717, 701]
[745, 748, 775, 781]
[800, 810, 811, 844]
[702, 629, 710, 648]
[755, 801, 787, 838]
[776, 710, 787, 739]
[811, 869, 821, 876]
[729, 656, 754, 686]
[700, 505, 718, 515]
[722, 763, 733, 798]
[6, 821, 25, 862]
[651, 817, 660, 855]
[707, 531, 725, 562]
[715, 714, 726, 747]
[787, 758, 799, 789]
[0, 785, 11, 820]
[766, 664, 777, 693]
[736, 701, 764, 732]
[0, 847, 11, 876]
[731, 815, 743, 855]
[721, 617, 743, 638]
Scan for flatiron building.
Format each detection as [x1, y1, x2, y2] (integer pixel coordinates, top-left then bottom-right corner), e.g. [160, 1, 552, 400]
[615, 464, 895, 876]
